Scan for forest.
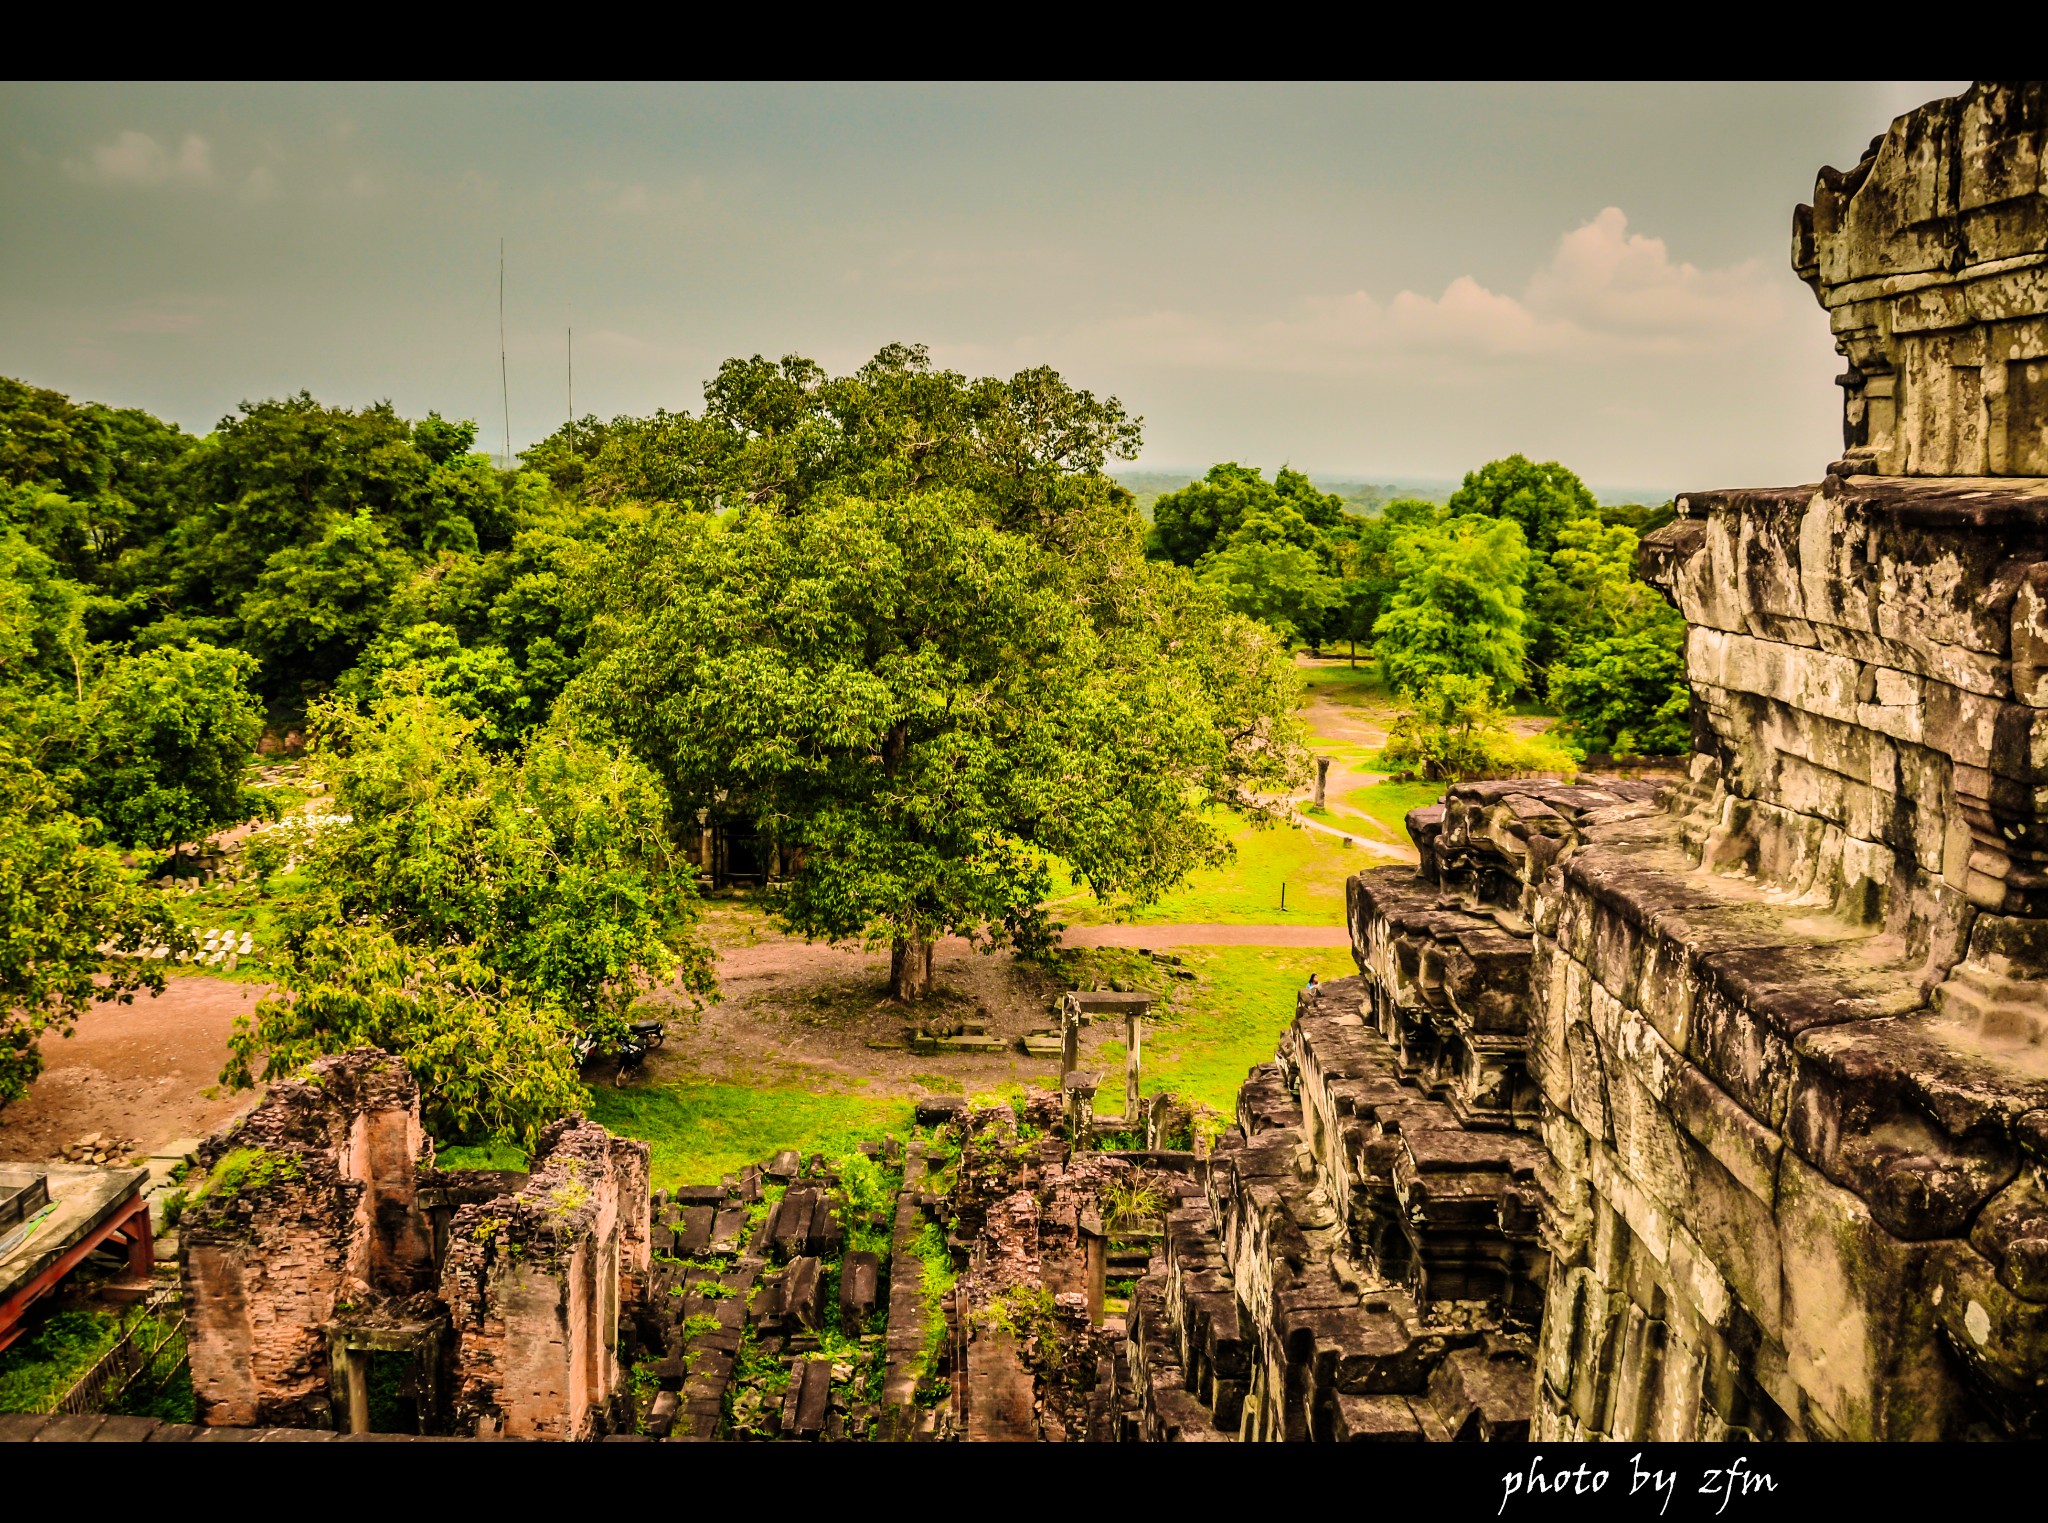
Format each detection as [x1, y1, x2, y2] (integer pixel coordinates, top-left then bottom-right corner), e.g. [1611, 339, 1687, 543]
[0, 344, 1687, 1146]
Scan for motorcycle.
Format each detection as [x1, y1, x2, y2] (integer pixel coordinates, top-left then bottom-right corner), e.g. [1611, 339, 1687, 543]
[573, 1018, 667, 1087]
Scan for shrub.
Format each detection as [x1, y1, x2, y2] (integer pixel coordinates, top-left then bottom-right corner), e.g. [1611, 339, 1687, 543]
[1379, 674, 1578, 783]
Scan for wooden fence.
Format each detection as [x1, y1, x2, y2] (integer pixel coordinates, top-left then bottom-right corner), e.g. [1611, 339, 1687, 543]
[44, 1288, 188, 1415]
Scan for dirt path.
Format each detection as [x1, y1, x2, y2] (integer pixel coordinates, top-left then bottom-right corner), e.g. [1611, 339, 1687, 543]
[0, 976, 269, 1162]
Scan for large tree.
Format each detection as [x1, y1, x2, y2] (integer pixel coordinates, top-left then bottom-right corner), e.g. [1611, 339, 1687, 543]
[572, 350, 1304, 1001]
[1373, 515, 1531, 697]
[1199, 530, 1339, 649]
[71, 641, 268, 856]
[0, 539, 188, 1106]
[225, 679, 711, 1143]
[1543, 516, 1690, 756]
[0, 747, 181, 1108]
[1148, 462, 1282, 566]
[1445, 453, 1597, 557]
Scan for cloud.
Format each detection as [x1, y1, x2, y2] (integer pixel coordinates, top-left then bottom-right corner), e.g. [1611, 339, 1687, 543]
[241, 166, 281, 202]
[1064, 208, 1784, 376]
[1523, 208, 1779, 345]
[68, 130, 215, 188]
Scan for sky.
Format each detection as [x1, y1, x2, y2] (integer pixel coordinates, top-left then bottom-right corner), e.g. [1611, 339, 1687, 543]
[0, 81, 1970, 497]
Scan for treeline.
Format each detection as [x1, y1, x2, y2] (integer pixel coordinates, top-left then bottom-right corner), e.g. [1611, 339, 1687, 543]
[0, 348, 1303, 1141]
[1144, 456, 1689, 762]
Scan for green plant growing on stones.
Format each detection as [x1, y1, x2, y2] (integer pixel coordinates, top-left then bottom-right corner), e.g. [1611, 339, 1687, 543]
[910, 1219, 957, 1400]
[1100, 1178, 1166, 1233]
[195, 1146, 303, 1205]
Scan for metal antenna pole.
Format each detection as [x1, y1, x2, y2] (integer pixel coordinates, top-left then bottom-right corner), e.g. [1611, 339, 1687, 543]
[499, 237, 512, 467]
[568, 327, 574, 429]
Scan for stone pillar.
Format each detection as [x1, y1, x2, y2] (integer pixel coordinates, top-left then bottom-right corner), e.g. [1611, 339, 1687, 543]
[344, 1350, 369, 1434]
[1124, 1009, 1142, 1119]
[1062, 1071, 1096, 1142]
[1314, 756, 1330, 809]
[1078, 1208, 1107, 1326]
[1059, 994, 1080, 1082]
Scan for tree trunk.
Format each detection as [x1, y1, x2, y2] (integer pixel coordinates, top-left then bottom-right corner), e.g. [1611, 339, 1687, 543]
[890, 931, 935, 1002]
[1350, 635, 1357, 668]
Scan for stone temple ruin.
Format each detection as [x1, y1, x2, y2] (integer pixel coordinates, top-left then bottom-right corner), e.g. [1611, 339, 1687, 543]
[11, 80, 2046, 1446]
[1145, 78, 2048, 1444]
[178, 1051, 648, 1438]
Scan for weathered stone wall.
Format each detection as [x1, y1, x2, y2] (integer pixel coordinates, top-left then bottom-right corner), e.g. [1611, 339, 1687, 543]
[1795, 82, 2048, 476]
[1509, 474, 2048, 1441]
[182, 1053, 650, 1438]
[441, 1116, 650, 1440]
[182, 1051, 424, 1427]
[1166, 77, 2048, 1446]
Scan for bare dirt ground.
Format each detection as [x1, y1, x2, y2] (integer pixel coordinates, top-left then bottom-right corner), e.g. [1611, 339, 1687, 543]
[0, 976, 269, 1162]
[1, 912, 1347, 1153]
[640, 919, 1079, 1099]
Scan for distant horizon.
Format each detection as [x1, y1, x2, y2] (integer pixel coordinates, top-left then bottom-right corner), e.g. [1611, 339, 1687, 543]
[1113, 464, 1680, 507]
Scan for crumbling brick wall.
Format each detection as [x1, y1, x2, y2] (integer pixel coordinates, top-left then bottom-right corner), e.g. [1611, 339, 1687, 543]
[182, 1050, 429, 1427]
[440, 1116, 651, 1440]
[182, 1054, 650, 1438]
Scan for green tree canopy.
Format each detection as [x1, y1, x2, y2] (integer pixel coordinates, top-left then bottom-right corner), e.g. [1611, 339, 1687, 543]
[575, 477, 1304, 1000]
[1543, 517, 1691, 756]
[0, 375, 191, 601]
[1548, 622, 1691, 758]
[1198, 533, 1339, 649]
[226, 680, 712, 1143]
[1146, 463, 1275, 566]
[1380, 672, 1578, 783]
[1372, 515, 1531, 696]
[70, 641, 267, 854]
[1445, 454, 1598, 557]
[524, 343, 1142, 546]
[338, 621, 531, 749]
[0, 743, 181, 1108]
[237, 511, 416, 702]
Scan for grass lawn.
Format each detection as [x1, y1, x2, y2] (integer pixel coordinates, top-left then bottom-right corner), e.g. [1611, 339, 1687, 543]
[1338, 779, 1445, 845]
[1048, 812, 1359, 926]
[1297, 662, 1392, 703]
[155, 868, 312, 984]
[590, 1082, 916, 1192]
[434, 1140, 531, 1171]
[1092, 944, 1358, 1117]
